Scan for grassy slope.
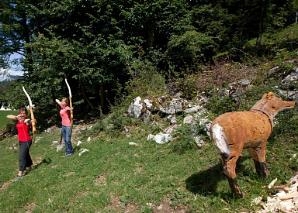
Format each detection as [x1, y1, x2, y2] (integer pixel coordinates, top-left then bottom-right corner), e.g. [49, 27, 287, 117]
[0, 108, 297, 212]
[0, 110, 16, 129]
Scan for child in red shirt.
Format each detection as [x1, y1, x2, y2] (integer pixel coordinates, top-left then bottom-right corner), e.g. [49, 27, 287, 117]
[7, 107, 33, 177]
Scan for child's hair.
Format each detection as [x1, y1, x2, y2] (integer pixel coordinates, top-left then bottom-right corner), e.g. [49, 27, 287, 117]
[61, 97, 69, 106]
[18, 106, 28, 118]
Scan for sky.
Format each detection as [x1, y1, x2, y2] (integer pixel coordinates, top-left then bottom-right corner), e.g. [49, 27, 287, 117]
[8, 52, 24, 76]
[0, 53, 24, 81]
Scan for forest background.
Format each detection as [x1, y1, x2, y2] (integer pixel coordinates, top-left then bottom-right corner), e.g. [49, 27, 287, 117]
[1, 0, 297, 128]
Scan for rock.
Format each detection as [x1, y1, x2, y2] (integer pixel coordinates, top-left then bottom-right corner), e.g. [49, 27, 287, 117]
[128, 96, 143, 118]
[256, 173, 298, 213]
[183, 115, 193, 124]
[78, 148, 89, 156]
[147, 133, 172, 144]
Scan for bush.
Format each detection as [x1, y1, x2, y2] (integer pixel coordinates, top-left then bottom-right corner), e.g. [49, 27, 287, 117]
[205, 95, 238, 115]
[175, 74, 199, 99]
[272, 110, 298, 138]
[167, 30, 216, 72]
[171, 124, 197, 154]
[126, 60, 167, 98]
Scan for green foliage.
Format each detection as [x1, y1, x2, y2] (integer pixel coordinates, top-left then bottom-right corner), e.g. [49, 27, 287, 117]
[295, 0, 298, 8]
[0, 0, 27, 62]
[272, 109, 298, 137]
[126, 60, 167, 98]
[176, 75, 199, 99]
[206, 95, 238, 116]
[244, 24, 298, 57]
[171, 124, 197, 154]
[0, 81, 27, 110]
[171, 120, 211, 155]
[0, 111, 16, 129]
[120, 0, 190, 49]
[1, 4, 297, 212]
[102, 111, 132, 133]
[167, 30, 216, 72]
[1, 0, 297, 131]
[191, 4, 235, 49]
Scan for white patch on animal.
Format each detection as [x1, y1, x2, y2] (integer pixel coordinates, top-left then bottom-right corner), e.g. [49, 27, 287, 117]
[211, 123, 230, 155]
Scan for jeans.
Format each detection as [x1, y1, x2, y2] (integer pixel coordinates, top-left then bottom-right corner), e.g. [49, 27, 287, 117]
[61, 125, 73, 155]
[19, 141, 33, 172]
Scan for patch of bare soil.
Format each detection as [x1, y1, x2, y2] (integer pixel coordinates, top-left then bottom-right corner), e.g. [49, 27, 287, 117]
[94, 174, 107, 186]
[104, 195, 139, 213]
[0, 181, 12, 192]
[195, 62, 258, 92]
[69, 191, 89, 204]
[152, 198, 189, 213]
[24, 202, 36, 213]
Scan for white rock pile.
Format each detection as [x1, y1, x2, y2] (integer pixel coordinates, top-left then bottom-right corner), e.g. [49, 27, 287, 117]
[256, 173, 298, 213]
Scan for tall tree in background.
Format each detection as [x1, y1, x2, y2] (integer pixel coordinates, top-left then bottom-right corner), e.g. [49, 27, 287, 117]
[0, 0, 42, 110]
[24, 0, 137, 119]
[0, 0, 296, 128]
[0, 0, 25, 67]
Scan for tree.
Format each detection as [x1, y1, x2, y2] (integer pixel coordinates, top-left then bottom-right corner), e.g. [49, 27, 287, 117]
[1, 0, 296, 129]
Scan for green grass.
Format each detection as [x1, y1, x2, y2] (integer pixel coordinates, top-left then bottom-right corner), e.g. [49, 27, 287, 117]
[0, 107, 297, 212]
[245, 23, 298, 47]
[0, 110, 16, 129]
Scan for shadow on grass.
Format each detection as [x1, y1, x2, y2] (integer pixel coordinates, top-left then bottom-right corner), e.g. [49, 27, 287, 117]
[31, 158, 52, 171]
[185, 163, 225, 196]
[185, 156, 251, 198]
[73, 145, 81, 153]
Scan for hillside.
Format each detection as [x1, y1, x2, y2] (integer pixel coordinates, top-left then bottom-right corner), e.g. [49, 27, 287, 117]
[0, 53, 297, 212]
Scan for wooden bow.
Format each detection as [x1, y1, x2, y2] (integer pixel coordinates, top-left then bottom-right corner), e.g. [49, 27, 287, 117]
[22, 86, 37, 134]
[65, 78, 73, 127]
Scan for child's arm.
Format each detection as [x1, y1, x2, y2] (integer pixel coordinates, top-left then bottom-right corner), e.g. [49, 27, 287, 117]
[65, 106, 71, 111]
[24, 118, 31, 125]
[55, 99, 63, 108]
[6, 115, 18, 120]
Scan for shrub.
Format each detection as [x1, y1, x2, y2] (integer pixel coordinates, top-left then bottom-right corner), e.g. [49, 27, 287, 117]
[166, 30, 216, 72]
[126, 60, 167, 98]
[175, 74, 199, 99]
[171, 124, 197, 154]
[205, 95, 238, 116]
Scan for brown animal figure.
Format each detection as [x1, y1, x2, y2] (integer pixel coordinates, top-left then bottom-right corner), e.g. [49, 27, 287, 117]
[210, 92, 295, 197]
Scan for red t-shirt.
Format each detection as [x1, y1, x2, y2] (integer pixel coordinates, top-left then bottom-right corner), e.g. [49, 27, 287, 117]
[16, 121, 32, 142]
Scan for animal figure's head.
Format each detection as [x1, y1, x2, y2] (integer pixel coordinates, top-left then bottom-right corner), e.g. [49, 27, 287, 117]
[251, 92, 295, 119]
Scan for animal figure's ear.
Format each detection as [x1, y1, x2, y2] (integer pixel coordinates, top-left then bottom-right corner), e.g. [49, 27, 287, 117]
[262, 92, 275, 100]
[266, 92, 275, 99]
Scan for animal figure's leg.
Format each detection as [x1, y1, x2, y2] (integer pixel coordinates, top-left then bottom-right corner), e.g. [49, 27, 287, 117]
[248, 143, 269, 177]
[221, 154, 244, 197]
[212, 124, 244, 197]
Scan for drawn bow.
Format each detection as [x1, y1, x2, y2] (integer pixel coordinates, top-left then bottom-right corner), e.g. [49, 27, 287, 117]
[65, 78, 73, 127]
[22, 86, 37, 135]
